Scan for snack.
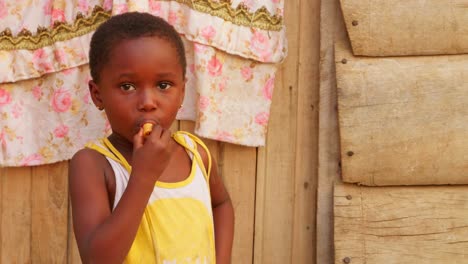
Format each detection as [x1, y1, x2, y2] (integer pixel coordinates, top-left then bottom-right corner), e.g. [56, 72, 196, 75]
[142, 123, 154, 137]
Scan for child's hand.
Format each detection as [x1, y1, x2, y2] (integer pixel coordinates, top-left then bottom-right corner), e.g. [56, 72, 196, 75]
[131, 124, 174, 184]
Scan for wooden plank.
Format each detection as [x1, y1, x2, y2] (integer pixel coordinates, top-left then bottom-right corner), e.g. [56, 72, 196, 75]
[336, 41, 468, 186]
[316, 0, 348, 262]
[254, 0, 299, 262]
[1, 167, 32, 263]
[220, 143, 256, 264]
[333, 184, 365, 264]
[334, 184, 468, 264]
[291, 0, 320, 263]
[31, 161, 69, 263]
[253, 146, 267, 264]
[340, 0, 468, 56]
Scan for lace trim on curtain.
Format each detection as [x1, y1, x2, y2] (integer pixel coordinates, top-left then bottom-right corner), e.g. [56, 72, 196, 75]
[0, 1, 283, 51]
[168, 0, 283, 30]
[0, 6, 110, 50]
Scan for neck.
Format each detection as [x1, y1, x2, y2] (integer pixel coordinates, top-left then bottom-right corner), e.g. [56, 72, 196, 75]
[107, 133, 133, 164]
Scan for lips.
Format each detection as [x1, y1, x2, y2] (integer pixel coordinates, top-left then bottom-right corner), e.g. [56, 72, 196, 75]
[138, 119, 158, 127]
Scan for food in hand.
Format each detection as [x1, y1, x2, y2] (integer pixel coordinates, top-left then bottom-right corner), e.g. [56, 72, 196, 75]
[143, 123, 154, 137]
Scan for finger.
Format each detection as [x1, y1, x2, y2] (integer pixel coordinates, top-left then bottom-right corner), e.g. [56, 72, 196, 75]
[133, 127, 144, 150]
[150, 124, 164, 139]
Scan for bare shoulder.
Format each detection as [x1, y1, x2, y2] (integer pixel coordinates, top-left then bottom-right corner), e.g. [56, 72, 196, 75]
[69, 148, 108, 179]
[68, 147, 112, 199]
[70, 147, 105, 167]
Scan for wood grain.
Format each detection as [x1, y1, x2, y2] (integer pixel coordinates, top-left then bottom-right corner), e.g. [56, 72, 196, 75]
[254, 0, 299, 262]
[340, 0, 468, 56]
[1, 167, 32, 263]
[316, 0, 347, 262]
[220, 143, 256, 263]
[335, 184, 468, 264]
[31, 162, 69, 263]
[291, 0, 320, 262]
[336, 41, 468, 186]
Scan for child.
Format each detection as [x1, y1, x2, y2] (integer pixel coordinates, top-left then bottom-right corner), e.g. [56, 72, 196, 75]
[69, 12, 234, 264]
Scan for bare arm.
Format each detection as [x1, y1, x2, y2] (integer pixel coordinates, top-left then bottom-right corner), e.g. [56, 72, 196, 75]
[69, 127, 174, 263]
[198, 145, 235, 264]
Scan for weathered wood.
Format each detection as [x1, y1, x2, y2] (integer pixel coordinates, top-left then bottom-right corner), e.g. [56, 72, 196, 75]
[336, 41, 468, 186]
[220, 143, 256, 263]
[1, 167, 32, 263]
[335, 184, 468, 264]
[340, 0, 468, 56]
[291, 0, 320, 262]
[254, 0, 299, 262]
[31, 162, 69, 263]
[317, 0, 347, 262]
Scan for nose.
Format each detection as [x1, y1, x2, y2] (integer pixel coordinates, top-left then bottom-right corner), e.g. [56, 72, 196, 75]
[137, 88, 157, 112]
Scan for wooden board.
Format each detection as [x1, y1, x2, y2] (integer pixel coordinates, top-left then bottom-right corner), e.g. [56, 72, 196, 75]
[1, 167, 32, 263]
[253, 0, 299, 262]
[254, 0, 320, 262]
[220, 143, 256, 263]
[31, 162, 69, 263]
[336, 41, 468, 186]
[340, 0, 468, 56]
[291, 0, 320, 262]
[316, 0, 348, 262]
[334, 184, 468, 264]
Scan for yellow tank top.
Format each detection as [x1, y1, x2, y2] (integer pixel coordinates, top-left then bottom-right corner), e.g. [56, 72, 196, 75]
[87, 131, 216, 264]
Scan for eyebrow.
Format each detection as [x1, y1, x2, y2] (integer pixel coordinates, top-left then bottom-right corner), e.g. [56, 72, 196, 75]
[115, 72, 178, 79]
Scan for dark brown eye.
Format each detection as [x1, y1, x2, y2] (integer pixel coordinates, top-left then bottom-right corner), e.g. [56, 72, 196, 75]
[158, 82, 172, 90]
[120, 83, 136, 91]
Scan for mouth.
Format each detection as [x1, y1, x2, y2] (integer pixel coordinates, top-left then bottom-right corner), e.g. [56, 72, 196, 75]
[138, 119, 159, 126]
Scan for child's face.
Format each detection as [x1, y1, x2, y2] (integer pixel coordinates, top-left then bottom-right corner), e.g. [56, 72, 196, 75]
[90, 36, 185, 142]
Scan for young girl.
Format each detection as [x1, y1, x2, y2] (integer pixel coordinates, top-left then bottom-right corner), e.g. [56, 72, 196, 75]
[69, 12, 234, 264]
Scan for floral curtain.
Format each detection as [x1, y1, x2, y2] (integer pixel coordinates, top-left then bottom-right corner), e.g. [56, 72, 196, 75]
[0, 0, 287, 166]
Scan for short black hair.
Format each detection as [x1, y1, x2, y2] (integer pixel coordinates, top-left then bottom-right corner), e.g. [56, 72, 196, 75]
[89, 12, 186, 82]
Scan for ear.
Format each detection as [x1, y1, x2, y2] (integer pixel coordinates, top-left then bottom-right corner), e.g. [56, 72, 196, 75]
[89, 80, 104, 109]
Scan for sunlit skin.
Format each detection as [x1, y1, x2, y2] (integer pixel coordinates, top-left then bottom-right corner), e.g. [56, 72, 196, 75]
[69, 36, 234, 263]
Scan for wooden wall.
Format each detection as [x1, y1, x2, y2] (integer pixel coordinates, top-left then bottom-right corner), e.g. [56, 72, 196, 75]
[332, 0, 468, 263]
[0, 0, 322, 263]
